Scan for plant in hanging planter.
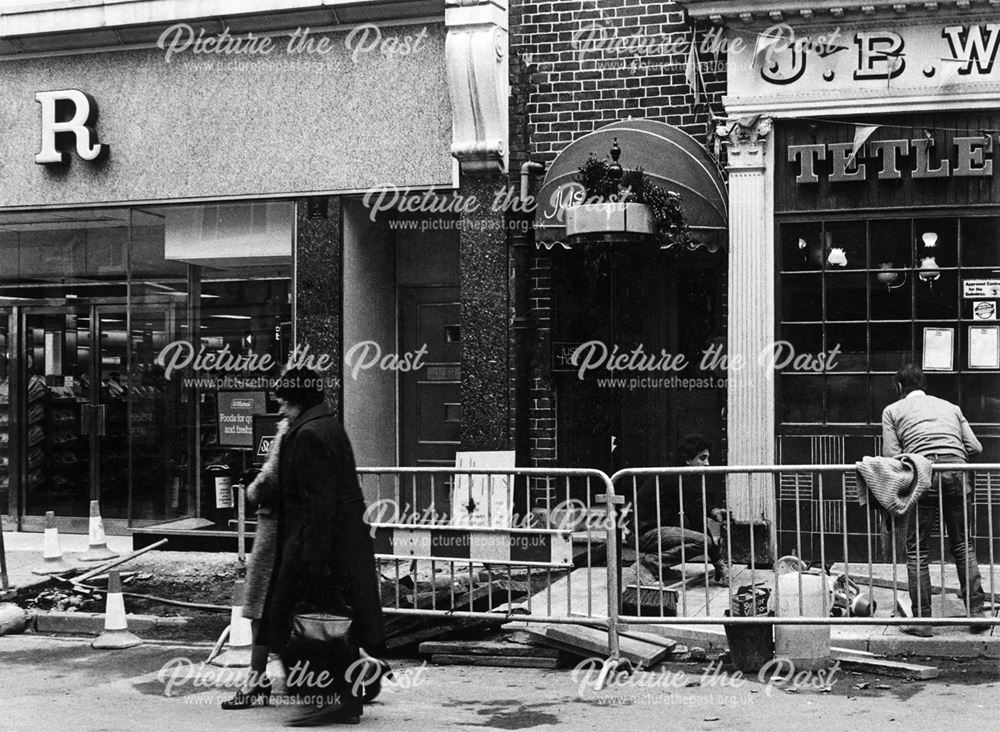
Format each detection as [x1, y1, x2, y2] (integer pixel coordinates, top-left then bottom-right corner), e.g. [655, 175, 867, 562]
[570, 147, 691, 249]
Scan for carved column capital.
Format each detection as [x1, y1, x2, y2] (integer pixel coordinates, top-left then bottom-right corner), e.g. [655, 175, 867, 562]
[446, 0, 509, 175]
[717, 115, 772, 169]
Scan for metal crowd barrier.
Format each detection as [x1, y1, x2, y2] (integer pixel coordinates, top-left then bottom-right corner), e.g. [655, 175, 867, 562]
[342, 462, 997, 686]
[357, 466, 622, 671]
[611, 464, 1000, 629]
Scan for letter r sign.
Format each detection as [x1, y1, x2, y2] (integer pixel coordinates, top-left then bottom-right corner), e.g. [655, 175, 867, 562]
[35, 89, 108, 165]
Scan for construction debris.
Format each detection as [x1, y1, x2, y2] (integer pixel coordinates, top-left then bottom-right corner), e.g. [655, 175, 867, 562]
[533, 624, 673, 668]
[621, 560, 708, 615]
[385, 618, 491, 650]
[832, 649, 939, 679]
[0, 603, 27, 635]
[430, 654, 558, 669]
[379, 563, 568, 649]
[617, 628, 678, 652]
[419, 639, 557, 658]
[420, 639, 561, 669]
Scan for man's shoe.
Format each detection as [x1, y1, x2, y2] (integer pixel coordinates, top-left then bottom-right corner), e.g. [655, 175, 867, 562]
[285, 699, 362, 727]
[901, 625, 933, 638]
[969, 609, 991, 634]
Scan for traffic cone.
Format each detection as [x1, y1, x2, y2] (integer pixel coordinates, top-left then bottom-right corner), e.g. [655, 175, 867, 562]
[209, 579, 253, 667]
[32, 511, 74, 575]
[79, 501, 120, 562]
[92, 570, 141, 649]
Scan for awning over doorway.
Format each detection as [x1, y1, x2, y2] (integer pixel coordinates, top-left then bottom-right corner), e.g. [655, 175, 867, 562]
[533, 119, 728, 250]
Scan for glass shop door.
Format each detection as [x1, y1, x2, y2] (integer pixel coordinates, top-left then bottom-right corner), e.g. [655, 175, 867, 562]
[21, 305, 98, 527]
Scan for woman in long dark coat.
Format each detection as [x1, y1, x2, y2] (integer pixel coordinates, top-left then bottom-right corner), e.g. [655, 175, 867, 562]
[223, 368, 384, 725]
[219, 418, 285, 710]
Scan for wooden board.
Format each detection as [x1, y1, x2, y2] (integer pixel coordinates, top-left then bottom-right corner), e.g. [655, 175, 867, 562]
[543, 624, 672, 668]
[431, 654, 559, 669]
[616, 629, 677, 651]
[419, 640, 559, 658]
[832, 650, 939, 680]
[853, 575, 959, 596]
[385, 619, 491, 650]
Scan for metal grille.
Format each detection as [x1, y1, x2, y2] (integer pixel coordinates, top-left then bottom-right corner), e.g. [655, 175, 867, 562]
[811, 435, 843, 465]
[974, 471, 1000, 505]
[779, 472, 813, 501]
[841, 471, 860, 502]
[812, 499, 844, 534]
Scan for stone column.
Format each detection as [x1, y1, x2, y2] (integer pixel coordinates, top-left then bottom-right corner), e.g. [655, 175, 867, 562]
[458, 176, 510, 450]
[446, 0, 511, 450]
[720, 117, 776, 551]
[294, 197, 344, 418]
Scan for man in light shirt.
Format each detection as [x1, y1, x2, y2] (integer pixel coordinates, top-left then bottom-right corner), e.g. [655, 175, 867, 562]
[882, 363, 988, 637]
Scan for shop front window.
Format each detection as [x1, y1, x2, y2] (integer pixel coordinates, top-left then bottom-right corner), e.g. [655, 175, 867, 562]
[0, 203, 293, 528]
[778, 215, 1000, 426]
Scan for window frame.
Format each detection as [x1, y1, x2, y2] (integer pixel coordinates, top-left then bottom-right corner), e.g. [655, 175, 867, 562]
[775, 211, 999, 429]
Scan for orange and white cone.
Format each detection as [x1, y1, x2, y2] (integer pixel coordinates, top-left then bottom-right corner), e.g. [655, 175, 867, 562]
[79, 501, 120, 563]
[92, 570, 141, 649]
[32, 511, 74, 575]
[209, 579, 253, 667]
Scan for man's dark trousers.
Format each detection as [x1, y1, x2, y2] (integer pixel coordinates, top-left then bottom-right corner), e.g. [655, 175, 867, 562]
[905, 460, 985, 618]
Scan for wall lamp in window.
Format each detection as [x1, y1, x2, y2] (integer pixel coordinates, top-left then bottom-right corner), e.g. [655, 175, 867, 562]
[917, 231, 940, 287]
[827, 247, 847, 267]
[918, 255, 941, 285]
[876, 262, 907, 291]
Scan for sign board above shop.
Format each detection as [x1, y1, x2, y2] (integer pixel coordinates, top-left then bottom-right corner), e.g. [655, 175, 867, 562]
[788, 136, 992, 184]
[0, 24, 453, 209]
[724, 18, 1000, 115]
[775, 112, 1000, 212]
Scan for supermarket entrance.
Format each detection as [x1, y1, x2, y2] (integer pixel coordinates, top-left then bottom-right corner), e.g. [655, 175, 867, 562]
[1, 299, 181, 533]
[0, 202, 294, 534]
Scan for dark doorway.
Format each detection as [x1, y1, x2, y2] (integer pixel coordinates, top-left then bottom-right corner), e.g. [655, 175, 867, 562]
[399, 286, 461, 468]
[551, 244, 726, 474]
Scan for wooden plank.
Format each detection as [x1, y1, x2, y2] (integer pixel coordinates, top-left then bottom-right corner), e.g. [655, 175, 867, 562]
[385, 619, 490, 650]
[832, 650, 939, 680]
[544, 625, 671, 668]
[498, 629, 550, 647]
[616, 629, 677, 651]
[855, 576, 954, 596]
[419, 640, 559, 658]
[431, 654, 558, 669]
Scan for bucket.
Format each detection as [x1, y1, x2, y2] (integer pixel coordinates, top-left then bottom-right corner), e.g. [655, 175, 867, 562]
[723, 613, 774, 673]
[724, 583, 774, 673]
[774, 571, 832, 671]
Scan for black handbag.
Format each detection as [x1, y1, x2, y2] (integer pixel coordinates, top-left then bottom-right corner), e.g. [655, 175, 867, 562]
[283, 601, 360, 697]
[287, 610, 357, 662]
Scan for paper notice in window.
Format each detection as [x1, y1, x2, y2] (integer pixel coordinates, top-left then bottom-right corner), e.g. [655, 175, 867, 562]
[969, 326, 1000, 369]
[922, 327, 954, 371]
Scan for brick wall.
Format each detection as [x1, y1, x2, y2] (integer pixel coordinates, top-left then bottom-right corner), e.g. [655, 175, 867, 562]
[508, 1, 727, 478]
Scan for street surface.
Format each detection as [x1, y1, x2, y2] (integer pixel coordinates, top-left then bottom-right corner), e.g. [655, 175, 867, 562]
[2, 634, 999, 730]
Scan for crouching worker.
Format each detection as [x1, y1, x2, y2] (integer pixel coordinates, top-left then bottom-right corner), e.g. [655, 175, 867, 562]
[627, 434, 729, 586]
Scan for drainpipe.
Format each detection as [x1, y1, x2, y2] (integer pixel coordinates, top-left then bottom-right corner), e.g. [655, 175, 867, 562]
[520, 160, 546, 202]
[513, 160, 546, 472]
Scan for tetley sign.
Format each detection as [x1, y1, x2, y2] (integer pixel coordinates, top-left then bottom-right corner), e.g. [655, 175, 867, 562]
[788, 136, 993, 184]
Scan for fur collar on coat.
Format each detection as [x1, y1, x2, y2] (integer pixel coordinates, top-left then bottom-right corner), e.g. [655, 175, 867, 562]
[246, 417, 289, 511]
